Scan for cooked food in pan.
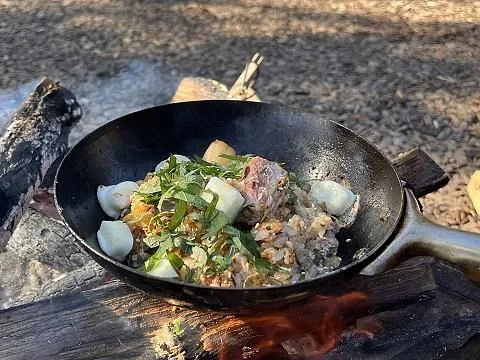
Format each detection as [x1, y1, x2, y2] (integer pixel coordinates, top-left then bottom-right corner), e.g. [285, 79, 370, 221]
[96, 140, 359, 287]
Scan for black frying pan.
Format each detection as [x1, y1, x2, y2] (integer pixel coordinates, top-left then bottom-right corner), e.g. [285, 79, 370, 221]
[54, 100, 480, 310]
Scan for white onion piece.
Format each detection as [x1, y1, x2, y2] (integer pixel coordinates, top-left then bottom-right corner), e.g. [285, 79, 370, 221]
[201, 176, 245, 223]
[310, 180, 356, 216]
[97, 181, 139, 219]
[147, 258, 179, 278]
[97, 221, 133, 262]
[155, 155, 190, 172]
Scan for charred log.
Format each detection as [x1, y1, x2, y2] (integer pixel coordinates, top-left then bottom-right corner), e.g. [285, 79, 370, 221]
[0, 257, 479, 359]
[0, 78, 81, 248]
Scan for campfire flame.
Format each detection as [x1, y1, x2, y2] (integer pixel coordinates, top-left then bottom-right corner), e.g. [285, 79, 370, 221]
[203, 292, 369, 359]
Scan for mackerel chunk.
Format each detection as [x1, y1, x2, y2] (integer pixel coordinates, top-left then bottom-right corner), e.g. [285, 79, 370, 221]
[235, 156, 289, 225]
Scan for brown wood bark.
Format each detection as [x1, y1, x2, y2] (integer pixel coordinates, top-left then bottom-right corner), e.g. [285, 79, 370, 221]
[0, 78, 81, 248]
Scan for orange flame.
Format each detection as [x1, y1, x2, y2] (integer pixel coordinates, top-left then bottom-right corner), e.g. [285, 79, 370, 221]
[204, 292, 369, 359]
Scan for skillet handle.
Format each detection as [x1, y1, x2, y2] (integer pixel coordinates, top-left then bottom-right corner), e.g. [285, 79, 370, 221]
[360, 189, 480, 278]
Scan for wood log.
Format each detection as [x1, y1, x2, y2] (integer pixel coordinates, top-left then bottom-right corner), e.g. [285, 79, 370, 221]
[393, 148, 450, 198]
[0, 207, 106, 309]
[0, 78, 81, 248]
[0, 257, 479, 360]
[171, 77, 232, 103]
[171, 77, 261, 103]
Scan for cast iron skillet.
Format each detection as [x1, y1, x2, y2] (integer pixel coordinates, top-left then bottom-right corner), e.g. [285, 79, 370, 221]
[54, 100, 477, 310]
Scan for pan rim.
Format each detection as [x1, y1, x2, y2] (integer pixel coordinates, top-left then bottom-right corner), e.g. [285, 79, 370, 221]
[54, 100, 405, 293]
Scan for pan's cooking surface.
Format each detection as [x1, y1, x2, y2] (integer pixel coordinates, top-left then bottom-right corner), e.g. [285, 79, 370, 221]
[55, 100, 404, 309]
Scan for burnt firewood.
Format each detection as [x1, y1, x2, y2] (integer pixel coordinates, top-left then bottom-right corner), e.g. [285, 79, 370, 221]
[393, 148, 450, 198]
[0, 257, 479, 359]
[0, 78, 81, 248]
[0, 207, 106, 309]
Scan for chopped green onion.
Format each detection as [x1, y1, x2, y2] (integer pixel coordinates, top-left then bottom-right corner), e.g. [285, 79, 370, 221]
[142, 231, 174, 271]
[166, 253, 184, 270]
[203, 191, 219, 220]
[168, 200, 187, 231]
[224, 225, 260, 259]
[206, 210, 230, 237]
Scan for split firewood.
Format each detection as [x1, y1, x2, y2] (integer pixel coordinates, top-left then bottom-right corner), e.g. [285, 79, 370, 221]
[171, 54, 263, 103]
[228, 52, 263, 101]
[467, 170, 480, 216]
